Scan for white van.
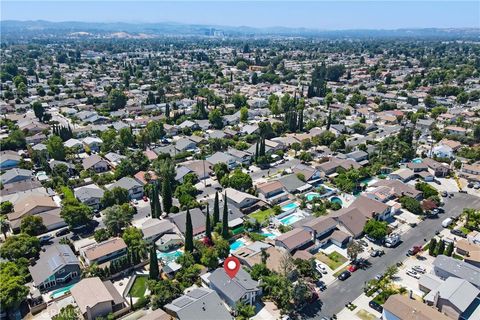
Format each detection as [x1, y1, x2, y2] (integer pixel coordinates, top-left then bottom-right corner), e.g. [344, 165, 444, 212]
[442, 218, 453, 228]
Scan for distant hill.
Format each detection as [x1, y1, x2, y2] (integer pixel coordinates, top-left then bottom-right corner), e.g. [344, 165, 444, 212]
[1, 20, 479, 40]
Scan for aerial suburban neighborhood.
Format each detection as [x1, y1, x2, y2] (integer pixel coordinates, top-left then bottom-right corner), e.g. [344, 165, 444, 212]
[1, 2, 480, 320]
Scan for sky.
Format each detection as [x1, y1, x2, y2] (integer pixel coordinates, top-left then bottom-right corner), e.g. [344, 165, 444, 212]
[1, 1, 479, 30]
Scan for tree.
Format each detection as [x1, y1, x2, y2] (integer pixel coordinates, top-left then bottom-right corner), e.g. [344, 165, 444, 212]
[221, 169, 252, 192]
[0, 272, 29, 311]
[213, 163, 229, 183]
[46, 135, 66, 160]
[150, 182, 162, 219]
[101, 187, 129, 208]
[0, 216, 10, 239]
[205, 204, 212, 241]
[221, 193, 229, 239]
[32, 101, 45, 121]
[232, 93, 247, 108]
[20, 216, 46, 236]
[114, 159, 136, 179]
[161, 177, 172, 214]
[185, 209, 194, 253]
[52, 305, 78, 320]
[149, 279, 182, 309]
[94, 228, 110, 242]
[347, 240, 364, 261]
[0, 201, 13, 215]
[436, 240, 445, 256]
[400, 196, 423, 215]
[428, 238, 437, 256]
[240, 106, 249, 122]
[119, 127, 135, 147]
[122, 227, 145, 252]
[249, 263, 271, 280]
[0, 233, 41, 260]
[213, 191, 220, 225]
[208, 108, 224, 129]
[214, 237, 230, 260]
[149, 244, 160, 280]
[103, 204, 134, 236]
[363, 219, 388, 240]
[200, 247, 219, 270]
[60, 202, 93, 229]
[108, 89, 127, 111]
[445, 242, 454, 257]
[235, 301, 255, 320]
[415, 182, 439, 199]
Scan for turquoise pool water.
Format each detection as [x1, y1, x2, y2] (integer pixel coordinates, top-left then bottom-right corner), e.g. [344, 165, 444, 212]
[281, 202, 299, 211]
[260, 232, 277, 239]
[412, 158, 423, 164]
[157, 249, 183, 263]
[279, 214, 302, 225]
[51, 283, 76, 299]
[330, 196, 343, 206]
[230, 239, 246, 251]
[306, 193, 321, 202]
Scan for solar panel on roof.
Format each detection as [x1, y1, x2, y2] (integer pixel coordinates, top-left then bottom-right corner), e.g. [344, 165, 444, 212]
[173, 297, 192, 308]
[188, 288, 208, 299]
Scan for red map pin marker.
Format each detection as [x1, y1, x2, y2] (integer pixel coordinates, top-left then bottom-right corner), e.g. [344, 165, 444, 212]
[224, 256, 240, 279]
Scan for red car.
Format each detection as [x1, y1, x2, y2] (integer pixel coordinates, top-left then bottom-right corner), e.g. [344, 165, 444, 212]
[407, 245, 422, 256]
[347, 265, 358, 272]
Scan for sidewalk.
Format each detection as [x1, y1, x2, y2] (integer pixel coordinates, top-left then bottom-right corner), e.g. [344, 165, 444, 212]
[336, 293, 381, 320]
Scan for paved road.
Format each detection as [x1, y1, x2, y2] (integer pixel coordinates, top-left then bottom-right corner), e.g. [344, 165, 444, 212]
[301, 193, 480, 319]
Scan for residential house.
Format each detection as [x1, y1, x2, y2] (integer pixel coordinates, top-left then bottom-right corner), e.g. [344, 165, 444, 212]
[292, 163, 322, 182]
[207, 268, 261, 308]
[432, 255, 480, 289]
[0, 150, 21, 170]
[382, 294, 451, 320]
[256, 181, 289, 205]
[0, 168, 33, 185]
[82, 154, 109, 172]
[29, 245, 81, 291]
[108, 177, 143, 200]
[275, 228, 314, 253]
[316, 158, 360, 176]
[431, 145, 454, 159]
[168, 208, 206, 238]
[346, 150, 369, 165]
[174, 138, 197, 152]
[164, 288, 232, 320]
[206, 152, 238, 170]
[460, 163, 480, 182]
[389, 168, 415, 182]
[371, 179, 423, 200]
[141, 218, 176, 243]
[233, 242, 284, 274]
[224, 188, 266, 214]
[8, 195, 60, 232]
[445, 126, 467, 136]
[276, 174, 312, 194]
[70, 277, 127, 320]
[74, 184, 105, 210]
[181, 160, 213, 180]
[64, 138, 84, 151]
[81, 237, 128, 266]
[226, 148, 252, 165]
[302, 216, 349, 247]
[155, 234, 183, 252]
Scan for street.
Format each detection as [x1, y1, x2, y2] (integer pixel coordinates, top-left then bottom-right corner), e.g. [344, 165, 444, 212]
[300, 192, 480, 319]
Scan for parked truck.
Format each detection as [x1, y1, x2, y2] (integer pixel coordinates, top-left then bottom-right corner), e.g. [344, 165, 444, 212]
[384, 233, 401, 248]
[442, 217, 453, 228]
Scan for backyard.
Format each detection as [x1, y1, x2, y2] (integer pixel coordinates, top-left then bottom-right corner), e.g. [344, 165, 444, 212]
[129, 276, 148, 298]
[315, 251, 348, 271]
[249, 208, 275, 223]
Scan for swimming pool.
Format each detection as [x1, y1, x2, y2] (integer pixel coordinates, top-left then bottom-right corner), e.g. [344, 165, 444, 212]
[279, 214, 302, 225]
[230, 239, 246, 251]
[51, 283, 76, 299]
[412, 158, 423, 164]
[157, 249, 183, 263]
[260, 232, 277, 239]
[281, 202, 299, 211]
[330, 196, 343, 206]
[306, 192, 321, 202]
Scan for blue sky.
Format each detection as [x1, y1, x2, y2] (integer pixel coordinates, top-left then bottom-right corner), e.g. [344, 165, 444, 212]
[2, 1, 479, 29]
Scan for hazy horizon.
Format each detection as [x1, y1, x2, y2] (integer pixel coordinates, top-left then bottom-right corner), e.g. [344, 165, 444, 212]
[2, 1, 479, 30]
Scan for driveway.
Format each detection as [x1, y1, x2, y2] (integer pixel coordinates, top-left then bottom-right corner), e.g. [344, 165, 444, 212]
[300, 193, 480, 319]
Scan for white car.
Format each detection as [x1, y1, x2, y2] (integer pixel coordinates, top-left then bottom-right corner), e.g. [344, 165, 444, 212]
[315, 262, 328, 274]
[406, 270, 420, 279]
[412, 265, 426, 274]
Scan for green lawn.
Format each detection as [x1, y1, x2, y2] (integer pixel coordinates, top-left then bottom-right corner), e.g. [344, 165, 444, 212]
[356, 310, 377, 320]
[129, 276, 148, 297]
[249, 208, 275, 223]
[61, 186, 76, 202]
[316, 251, 348, 271]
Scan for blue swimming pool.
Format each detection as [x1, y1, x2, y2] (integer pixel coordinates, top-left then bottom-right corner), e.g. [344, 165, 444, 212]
[260, 232, 277, 239]
[230, 239, 246, 251]
[51, 283, 76, 299]
[281, 202, 299, 211]
[412, 158, 423, 164]
[157, 249, 183, 263]
[330, 196, 343, 206]
[279, 214, 302, 225]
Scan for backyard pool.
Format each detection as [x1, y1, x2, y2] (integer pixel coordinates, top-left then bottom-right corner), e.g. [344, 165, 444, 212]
[306, 192, 321, 202]
[412, 158, 423, 164]
[281, 202, 299, 211]
[157, 249, 183, 263]
[51, 283, 76, 299]
[279, 214, 303, 225]
[230, 239, 246, 251]
[329, 196, 343, 206]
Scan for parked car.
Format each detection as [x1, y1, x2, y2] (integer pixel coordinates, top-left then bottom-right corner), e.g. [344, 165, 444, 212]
[474, 183, 480, 190]
[441, 191, 448, 197]
[407, 245, 422, 256]
[347, 265, 358, 273]
[38, 234, 53, 244]
[374, 274, 383, 281]
[315, 262, 328, 274]
[412, 265, 426, 274]
[468, 183, 474, 188]
[358, 239, 368, 247]
[370, 249, 385, 257]
[55, 228, 69, 237]
[369, 300, 383, 312]
[317, 281, 327, 291]
[406, 270, 420, 279]
[338, 270, 351, 281]
[442, 218, 453, 228]
[451, 229, 467, 238]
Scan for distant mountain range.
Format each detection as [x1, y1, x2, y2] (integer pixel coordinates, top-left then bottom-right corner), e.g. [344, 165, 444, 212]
[1, 20, 479, 39]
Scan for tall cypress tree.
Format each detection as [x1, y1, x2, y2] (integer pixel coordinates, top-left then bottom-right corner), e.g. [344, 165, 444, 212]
[153, 182, 162, 218]
[205, 203, 211, 241]
[149, 244, 159, 280]
[222, 192, 229, 239]
[161, 178, 172, 214]
[185, 209, 194, 253]
[213, 192, 220, 225]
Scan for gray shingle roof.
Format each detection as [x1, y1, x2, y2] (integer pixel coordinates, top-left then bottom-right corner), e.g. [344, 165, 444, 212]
[28, 245, 79, 285]
[208, 268, 260, 304]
